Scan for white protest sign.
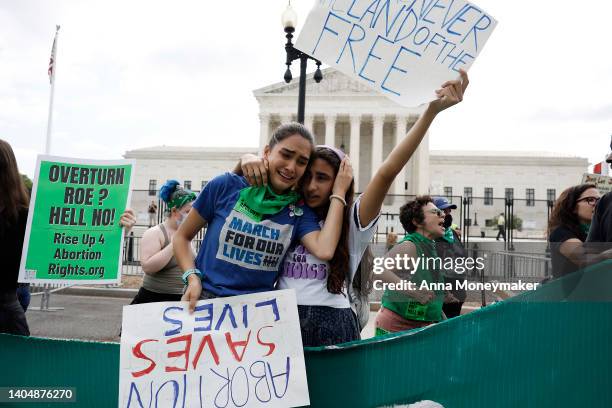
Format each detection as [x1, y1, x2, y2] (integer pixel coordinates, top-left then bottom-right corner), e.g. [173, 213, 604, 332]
[118, 290, 309, 408]
[582, 173, 612, 194]
[295, 0, 498, 106]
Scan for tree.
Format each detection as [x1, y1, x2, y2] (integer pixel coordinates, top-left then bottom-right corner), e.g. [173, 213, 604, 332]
[486, 215, 523, 231]
[21, 174, 32, 193]
[510, 215, 523, 231]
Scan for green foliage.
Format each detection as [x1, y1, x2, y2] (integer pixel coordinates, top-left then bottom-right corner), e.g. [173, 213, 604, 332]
[487, 215, 523, 231]
[21, 174, 32, 191]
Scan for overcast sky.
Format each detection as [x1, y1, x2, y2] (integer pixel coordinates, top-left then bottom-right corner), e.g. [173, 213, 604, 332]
[1, 0, 611, 178]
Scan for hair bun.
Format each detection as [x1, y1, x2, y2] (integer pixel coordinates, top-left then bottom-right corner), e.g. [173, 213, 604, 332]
[159, 179, 180, 203]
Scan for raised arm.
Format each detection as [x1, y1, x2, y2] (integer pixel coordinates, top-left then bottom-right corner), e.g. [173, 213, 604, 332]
[359, 69, 470, 226]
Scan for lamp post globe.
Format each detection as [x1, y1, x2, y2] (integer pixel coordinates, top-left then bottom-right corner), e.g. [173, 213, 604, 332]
[281, 1, 322, 124]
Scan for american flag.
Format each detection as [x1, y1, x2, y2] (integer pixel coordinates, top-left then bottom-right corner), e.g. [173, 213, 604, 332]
[48, 26, 59, 84]
[593, 155, 610, 176]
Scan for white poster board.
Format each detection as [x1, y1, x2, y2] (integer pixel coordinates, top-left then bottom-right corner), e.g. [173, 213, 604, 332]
[295, 0, 498, 106]
[582, 173, 612, 194]
[119, 290, 309, 408]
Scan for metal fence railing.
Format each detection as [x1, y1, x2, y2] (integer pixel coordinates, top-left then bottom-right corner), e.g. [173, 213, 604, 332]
[120, 231, 551, 282]
[29, 283, 72, 311]
[121, 236, 202, 276]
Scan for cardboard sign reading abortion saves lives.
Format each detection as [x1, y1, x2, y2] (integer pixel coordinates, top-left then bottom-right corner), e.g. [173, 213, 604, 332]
[296, 0, 498, 106]
[119, 290, 309, 408]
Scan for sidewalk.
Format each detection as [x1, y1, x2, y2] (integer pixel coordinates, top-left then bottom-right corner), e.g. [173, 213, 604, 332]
[25, 288, 485, 343]
[26, 293, 131, 342]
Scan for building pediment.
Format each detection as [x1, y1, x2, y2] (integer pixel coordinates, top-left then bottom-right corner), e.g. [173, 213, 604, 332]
[253, 68, 377, 97]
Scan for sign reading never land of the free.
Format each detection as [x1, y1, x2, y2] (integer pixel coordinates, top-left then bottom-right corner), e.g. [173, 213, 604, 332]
[119, 290, 309, 408]
[295, 0, 498, 107]
[18, 155, 134, 285]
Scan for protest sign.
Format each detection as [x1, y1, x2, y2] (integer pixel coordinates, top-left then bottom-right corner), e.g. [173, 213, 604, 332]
[118, 290, 309, 408]
[582, 173, 612, 194]
[295, 0, 497, 106]
[18, 156, 134, 285]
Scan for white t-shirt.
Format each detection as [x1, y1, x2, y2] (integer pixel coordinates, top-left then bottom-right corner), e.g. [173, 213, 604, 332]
[277, 195, 379, 308]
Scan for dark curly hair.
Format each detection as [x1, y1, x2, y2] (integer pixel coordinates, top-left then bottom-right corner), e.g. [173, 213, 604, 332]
[548, 183, 597, 241]
[399, 195, 433, 233]
[303, 146, 355, 294]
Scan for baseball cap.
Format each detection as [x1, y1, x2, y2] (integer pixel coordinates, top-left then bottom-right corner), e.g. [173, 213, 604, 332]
[433, 197, 457, 210]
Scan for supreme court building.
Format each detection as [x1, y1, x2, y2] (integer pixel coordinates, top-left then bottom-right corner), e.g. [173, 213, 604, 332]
[125, 69, 588, 236]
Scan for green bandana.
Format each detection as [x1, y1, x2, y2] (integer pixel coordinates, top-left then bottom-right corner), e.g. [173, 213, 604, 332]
[580, 223, 591, 235]
[167, 190, 196, 210]
[234, 185, 299, 222]
[398, 231, 438, 255]
[441, 227, 455, 243]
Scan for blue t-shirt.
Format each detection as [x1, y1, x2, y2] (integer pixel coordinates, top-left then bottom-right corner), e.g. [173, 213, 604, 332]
[193, 172, 320, 296]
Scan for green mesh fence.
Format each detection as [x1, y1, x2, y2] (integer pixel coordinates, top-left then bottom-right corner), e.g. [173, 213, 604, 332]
[2, 261, 611, 408]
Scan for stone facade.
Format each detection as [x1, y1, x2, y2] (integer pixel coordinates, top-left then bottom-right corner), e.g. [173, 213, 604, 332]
[123, 69, 589, 236]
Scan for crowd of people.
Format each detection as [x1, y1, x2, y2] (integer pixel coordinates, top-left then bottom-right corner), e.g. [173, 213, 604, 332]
[3, 69, 611, 347]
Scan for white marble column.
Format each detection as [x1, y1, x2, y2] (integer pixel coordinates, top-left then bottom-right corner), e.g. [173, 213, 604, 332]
[371, 114, 384, 181]
[280, 113, 293, 124]
[349, 114, 361, 191]
[394, 115, 408, 197]
[258, 113, 270, 155]
[324, 114, 336, 147]
[304, 115, 314, 132]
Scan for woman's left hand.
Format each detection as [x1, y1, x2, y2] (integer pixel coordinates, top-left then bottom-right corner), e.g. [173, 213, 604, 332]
[120, 209, 136, 230]
[332, 156, 353, 196]
[429, 68, 469, 114]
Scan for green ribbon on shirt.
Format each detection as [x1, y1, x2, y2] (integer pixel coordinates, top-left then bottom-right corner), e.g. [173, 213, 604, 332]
[234, 185, 299, 222]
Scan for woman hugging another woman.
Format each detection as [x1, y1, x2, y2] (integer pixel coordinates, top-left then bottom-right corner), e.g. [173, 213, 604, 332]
[240, 70, 470, 346]
[174, 123, 353, 313]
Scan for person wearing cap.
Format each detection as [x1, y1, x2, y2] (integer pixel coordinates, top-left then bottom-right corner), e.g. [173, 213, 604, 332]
[433, 197, 460, 241]
[239, 70, 470, 345]
[586, 136, 612, 243]
[433, 197, 467, 318]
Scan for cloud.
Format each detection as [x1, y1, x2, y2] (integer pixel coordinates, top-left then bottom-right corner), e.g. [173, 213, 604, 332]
[525, 105, 612, 122]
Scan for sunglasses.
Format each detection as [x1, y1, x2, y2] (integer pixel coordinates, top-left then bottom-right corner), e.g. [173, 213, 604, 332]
[425, 208, 444, 217]
[577, 196, 600, 206]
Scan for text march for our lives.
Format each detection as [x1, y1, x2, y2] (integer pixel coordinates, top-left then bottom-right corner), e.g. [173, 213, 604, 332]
[295, 0, 497, 107]
[119, 290, 310, 408]
[18, 156, 134, 285]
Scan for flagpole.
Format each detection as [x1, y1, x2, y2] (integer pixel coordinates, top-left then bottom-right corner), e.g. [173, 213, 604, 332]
[45, 25, 60, 155]
[39, 25, 62, 313]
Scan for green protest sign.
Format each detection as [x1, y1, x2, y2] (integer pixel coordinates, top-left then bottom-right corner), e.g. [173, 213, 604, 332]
[19, 156, 134, 284]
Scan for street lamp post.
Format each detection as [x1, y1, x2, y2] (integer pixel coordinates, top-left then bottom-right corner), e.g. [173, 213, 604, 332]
[282, 2, 323, 124]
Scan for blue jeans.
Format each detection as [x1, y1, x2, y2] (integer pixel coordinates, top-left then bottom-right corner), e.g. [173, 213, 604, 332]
[16, 284, 30, 312]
